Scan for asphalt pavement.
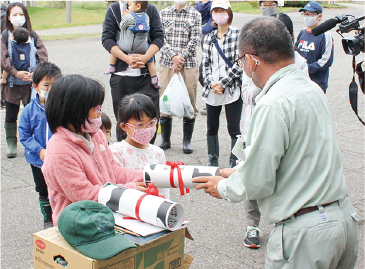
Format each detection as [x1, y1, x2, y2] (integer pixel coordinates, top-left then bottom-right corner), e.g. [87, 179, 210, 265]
[1, 3, 364, 269]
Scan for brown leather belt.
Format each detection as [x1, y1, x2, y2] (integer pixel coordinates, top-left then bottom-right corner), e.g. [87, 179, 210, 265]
[294, 201, 338, 218]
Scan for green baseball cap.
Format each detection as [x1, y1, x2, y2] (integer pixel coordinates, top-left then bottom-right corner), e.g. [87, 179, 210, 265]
[58, 200, 136, 260]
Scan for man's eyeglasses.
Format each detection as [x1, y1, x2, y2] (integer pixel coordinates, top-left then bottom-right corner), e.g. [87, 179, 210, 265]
[261, 3, 277, 7]
[301, 12, 318, 17]
[235, 54, 246, 67]
[125, 118, 157, 129]
[235, 53, 258, 67]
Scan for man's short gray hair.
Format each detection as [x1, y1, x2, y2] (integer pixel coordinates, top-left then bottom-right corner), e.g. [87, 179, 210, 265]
[239, 17, 294, 64]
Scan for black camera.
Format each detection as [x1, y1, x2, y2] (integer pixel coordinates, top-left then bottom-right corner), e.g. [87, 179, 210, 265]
[337, 15, 365, 56]
[312, 14, 365, 125]
[312, 14, 364, 55]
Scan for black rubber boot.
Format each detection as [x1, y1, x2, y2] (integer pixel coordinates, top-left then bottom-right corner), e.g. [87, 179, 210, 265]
[183, 117, 195, 154]
[4, 122, 17, 158]
[228, 138, 238, 168]
[207, 135, 219, 167]
[39, 197, 53, 229]
[158, 116, 172, 150]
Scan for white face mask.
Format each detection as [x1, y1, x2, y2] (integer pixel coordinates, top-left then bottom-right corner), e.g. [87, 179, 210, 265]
[175, 0, 187, 6]
[303, 16, 318, 27]
[243, 55, 261, 89]
[10, 16, 26, 27]
[38, 88, 49, 101]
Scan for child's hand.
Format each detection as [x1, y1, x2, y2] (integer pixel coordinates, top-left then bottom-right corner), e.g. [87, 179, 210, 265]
[136, 182, 147, 192]
[123, 10, 129, 16]
[39, 149, 46, 162]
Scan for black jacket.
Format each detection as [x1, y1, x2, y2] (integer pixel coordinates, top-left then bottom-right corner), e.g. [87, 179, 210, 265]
[102, 2, 164, 73]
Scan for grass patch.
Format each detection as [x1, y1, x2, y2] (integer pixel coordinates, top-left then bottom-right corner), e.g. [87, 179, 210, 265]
[27, 1, 346, 31]
[40, 32, 101, 41]
[27, 7, 106, 30]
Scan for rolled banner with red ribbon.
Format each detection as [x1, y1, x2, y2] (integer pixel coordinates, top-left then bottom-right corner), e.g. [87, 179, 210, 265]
[143, 163, 220, 195]
[98, 183, 184, 231]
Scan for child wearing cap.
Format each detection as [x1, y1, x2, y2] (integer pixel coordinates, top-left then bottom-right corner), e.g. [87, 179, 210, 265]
[295, 1, 334, 93]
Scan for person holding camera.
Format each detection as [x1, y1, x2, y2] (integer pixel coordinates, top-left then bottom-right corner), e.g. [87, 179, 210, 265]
[295, 1, 333, 93]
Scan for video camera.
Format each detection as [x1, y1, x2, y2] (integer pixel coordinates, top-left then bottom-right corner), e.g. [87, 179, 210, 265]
[312, 14, 364, 55]
[312, 14, 365, 126]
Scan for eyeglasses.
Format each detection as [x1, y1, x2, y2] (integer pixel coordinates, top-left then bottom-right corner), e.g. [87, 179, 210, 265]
[301, 12, 318, 17]
[235, 53, 258, 67]
[93, 105, 102, 112]
[235, 54, 246, 67]
[125, 118, 157, 129]
[261, 3, 277, 7]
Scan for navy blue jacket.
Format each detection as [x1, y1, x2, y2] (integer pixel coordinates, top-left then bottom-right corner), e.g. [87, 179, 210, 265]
[18, 94, 53, 168]
[295, 29, 334, 91]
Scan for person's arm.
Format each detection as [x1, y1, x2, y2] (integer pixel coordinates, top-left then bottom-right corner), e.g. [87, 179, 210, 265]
[1, 36, 17, 75]
[34, 32, 48, 63]
[147, 4, 164, 50]
[111, 159, 143, 189]
[307, 32, 334, 74]
[301, 60, 309, 76]
[18, 106, 44, 157]
[178, 11, 202, 60]
[218, 104, 289, 202]
[201, 34, 214, 88]
[102, 3, 120, 53]
[44, 152, 106, 203]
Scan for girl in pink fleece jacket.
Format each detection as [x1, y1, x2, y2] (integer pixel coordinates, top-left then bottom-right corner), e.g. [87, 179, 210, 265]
[42, 75, 145, 225]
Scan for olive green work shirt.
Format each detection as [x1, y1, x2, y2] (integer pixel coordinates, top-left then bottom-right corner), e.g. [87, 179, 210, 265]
[218, 64, 347, 224]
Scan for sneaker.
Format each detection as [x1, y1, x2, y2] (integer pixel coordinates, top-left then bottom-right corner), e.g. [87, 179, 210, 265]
[243, 226, 261, 248]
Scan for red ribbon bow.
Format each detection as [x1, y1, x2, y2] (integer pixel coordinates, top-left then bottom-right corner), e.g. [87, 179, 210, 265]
[123, 184, 166, 221]
[165, 161, 190, 196]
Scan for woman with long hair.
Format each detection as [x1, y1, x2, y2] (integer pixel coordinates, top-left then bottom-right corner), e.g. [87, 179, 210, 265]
[1, 2, 48, 158]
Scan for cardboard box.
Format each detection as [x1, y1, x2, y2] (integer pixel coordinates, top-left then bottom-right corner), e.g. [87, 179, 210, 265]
[34, 227, 193, 269]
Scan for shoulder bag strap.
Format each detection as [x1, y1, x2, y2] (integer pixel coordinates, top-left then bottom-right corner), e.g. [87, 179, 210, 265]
[211, 35, 233, 68]
[211, 35, 242, 85]
[349, 56, 365, 126]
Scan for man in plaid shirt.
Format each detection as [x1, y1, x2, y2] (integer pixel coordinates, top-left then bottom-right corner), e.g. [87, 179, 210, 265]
[158, 1, 201, 154]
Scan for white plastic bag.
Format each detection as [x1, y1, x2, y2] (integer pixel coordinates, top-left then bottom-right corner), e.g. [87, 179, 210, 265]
[160, 73, 194, 118]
